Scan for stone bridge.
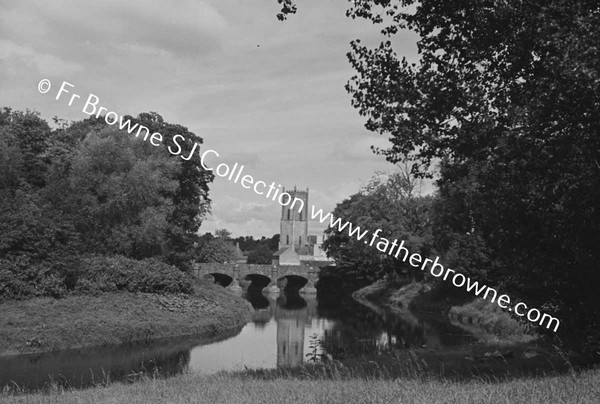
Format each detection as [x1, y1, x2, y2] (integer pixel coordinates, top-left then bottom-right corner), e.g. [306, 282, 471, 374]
[193, 263, 318, 294]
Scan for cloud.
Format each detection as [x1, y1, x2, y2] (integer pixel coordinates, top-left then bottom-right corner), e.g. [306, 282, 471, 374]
[0, 0, 228, 66]
[202, 195, 279, 237]
[328, 133, 390, 162]
[0, 0, 422, 237]
[0, 40, 82, 77]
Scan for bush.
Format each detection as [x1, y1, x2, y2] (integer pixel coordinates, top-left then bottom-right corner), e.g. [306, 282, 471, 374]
[449, 298, 538, 342]
[0, 255, 193, 301]
[0, 260, 36, 300]
[247, 245, 273, 264]
[74, 256, 193, 294]
[0, 259, 68, 300]
[197, 238, 240, 263]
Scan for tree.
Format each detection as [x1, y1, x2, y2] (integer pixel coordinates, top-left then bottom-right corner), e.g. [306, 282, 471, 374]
[123, 112, 214, 271]
[323, 167, 434, 287]
[215, 228, 232, 239]
[247, 245, 273, 264]
[279, 0, 600, 341]
[0, 109, 214, 272]
[0, 108, 52, 188]
[197, 238, 240, 264]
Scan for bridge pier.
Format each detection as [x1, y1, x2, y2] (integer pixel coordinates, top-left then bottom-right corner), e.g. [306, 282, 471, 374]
[299, 266, 317, 295]
[226, 265, 242, 293]
[262, 266, 281, 295]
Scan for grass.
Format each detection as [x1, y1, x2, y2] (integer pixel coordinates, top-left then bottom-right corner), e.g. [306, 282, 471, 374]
[0, 280, 252, 356]
[449, 299, 538, 344]
[2, 366, 599, 403]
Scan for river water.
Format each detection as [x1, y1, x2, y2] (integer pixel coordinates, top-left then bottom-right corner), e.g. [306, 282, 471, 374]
[0, 287, 478, 391]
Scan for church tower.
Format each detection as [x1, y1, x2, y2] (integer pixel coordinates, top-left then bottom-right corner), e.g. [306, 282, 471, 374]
[279, 186, 309, 252]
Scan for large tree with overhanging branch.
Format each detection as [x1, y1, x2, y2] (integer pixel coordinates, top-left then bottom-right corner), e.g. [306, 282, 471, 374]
[277, 0, 600, 341]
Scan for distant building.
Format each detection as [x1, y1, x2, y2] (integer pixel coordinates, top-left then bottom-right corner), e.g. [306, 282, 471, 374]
[273, 186, 334, 267]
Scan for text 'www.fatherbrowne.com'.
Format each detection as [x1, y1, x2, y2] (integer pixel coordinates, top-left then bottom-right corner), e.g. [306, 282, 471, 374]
[309, 207, 560, 332]
[38, 78, 560, 333]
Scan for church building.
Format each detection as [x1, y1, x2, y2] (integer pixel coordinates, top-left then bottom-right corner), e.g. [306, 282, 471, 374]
[273, 186, 333, 266]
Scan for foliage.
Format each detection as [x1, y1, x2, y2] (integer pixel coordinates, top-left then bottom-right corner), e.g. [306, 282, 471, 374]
[0, 190, 80, 264]
[0, 108, 52, 188]
[234, 234, 280, 253]
[73, 256, 193, 295]
[275, 0, 297, 21]
[449, 298, 538, 344]
[322, 167, 434, 287]
[278, 0, 600, 344]
[0, 108, 215, 301]
[0, 109, 213, 278]
[196, 238, 240, 264]
[214, 228, 232, 239]
[246, 245, 273, 265]
[0, 255, 192, 300]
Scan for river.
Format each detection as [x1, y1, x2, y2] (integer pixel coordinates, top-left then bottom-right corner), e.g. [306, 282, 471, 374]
[0, 284, 482, 391]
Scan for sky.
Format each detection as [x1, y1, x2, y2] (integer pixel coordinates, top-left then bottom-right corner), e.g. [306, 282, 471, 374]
[0, 0, 429, 238]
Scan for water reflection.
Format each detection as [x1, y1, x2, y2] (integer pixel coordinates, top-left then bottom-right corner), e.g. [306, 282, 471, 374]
[187, 292, 322, 372]
[0, 289, 476, 390]
[0, 338, 193, 391]
[188, 290, 474, 373]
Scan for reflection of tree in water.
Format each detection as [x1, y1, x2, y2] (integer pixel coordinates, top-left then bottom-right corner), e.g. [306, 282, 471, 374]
[316, 294, 427, 359]
[317, 293, 475, 361]
[244, 284, 475, 370]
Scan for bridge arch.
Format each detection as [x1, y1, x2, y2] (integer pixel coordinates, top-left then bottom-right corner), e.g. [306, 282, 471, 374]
[277, 274, 308, 293]
[208, 272, 233, 287]
[195, 263, 320, 295]
[243, 273, 272, 291]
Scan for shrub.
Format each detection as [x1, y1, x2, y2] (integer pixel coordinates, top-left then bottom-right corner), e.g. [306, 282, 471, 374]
[197, 238, 240, 263]
[75, 255, 193, 294]
[247, 245, 273, 264]
[0, 255, 193, 301]
[0, 260, 36, 300]
[449, 298, 538, 342]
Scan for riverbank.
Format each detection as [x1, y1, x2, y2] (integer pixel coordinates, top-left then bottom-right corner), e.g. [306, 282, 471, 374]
[353, 279, 537, 344]
[2, 366, 599, 403]
[0, 280, 253, 357]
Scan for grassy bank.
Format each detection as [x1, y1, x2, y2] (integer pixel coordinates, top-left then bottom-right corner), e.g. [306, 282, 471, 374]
[0, 280, 252, 356]
[449, 298, 538, 344]
[2, 366, 599, 403]
[354, 279, 537, 344]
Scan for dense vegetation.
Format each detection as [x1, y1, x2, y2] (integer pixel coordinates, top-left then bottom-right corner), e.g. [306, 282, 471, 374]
[195, 231, 278, 264]
[323, 168, 434, 288]
[234, 234, 279, 254]
[0, 109, 213, 300]
[246, 245, 274, 264]
[279, 0, 600, 351]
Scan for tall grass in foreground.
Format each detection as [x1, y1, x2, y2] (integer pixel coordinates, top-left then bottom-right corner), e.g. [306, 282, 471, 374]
[1, 367, 599, 404]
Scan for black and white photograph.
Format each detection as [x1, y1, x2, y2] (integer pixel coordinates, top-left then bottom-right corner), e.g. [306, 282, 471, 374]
[1, 1, 599, 403]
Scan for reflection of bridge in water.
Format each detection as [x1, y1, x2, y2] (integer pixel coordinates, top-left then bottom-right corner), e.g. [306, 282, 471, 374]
[250, 293, 319, 367]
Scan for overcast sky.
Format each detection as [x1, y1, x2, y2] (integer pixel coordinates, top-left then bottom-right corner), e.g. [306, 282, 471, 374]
[0, 0, 428, 237]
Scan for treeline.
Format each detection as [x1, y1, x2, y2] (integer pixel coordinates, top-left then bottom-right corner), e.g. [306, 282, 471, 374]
[195, 230, 279, 265]
[0, 108, 213, 299]
[317, 0, 600, 349]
